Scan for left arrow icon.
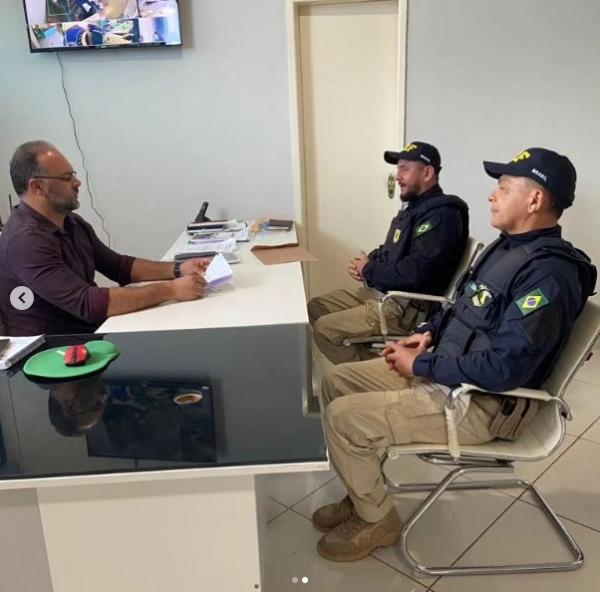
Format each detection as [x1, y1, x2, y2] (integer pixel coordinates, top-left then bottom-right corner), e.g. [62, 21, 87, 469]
[10, 287, 34, 311]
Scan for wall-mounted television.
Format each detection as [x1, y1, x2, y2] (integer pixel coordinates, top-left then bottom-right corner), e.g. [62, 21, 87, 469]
[23, 0, 182, 52]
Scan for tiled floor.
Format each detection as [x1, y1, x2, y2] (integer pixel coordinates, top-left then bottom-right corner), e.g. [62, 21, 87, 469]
[261, 349, 600, 591]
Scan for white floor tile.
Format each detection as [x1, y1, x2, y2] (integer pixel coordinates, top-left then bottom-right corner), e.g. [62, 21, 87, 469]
[262, 510, 426, 592]
[257, 470, 336, 508]
[432, 499, 598, 592]
[580, 417, 600, 444]
[291, 476, 348, 519]
[525, 438, 600, 530]
[572, 349, 600, 387]
[372, 489, 514, 585]
[265, 497, 289, 523]
[564, 380, 600, 436]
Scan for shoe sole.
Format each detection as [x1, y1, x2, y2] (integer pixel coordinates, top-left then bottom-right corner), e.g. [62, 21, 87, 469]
[316, 530, 401, 562]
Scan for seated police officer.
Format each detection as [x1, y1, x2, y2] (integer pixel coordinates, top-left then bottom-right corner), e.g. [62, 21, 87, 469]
[311, 147, 596, 562]
[0, 141, 207, 336]
[307, 142, 469, 365]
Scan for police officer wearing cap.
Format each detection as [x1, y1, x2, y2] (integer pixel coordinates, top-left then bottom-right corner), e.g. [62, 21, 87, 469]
[307, 142, 469, 365]
[310, 147, 596, 563]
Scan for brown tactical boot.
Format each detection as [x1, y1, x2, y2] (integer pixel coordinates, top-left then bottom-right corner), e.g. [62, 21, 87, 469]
[317, 507, 402, 562]
[311, 496, 354, 532]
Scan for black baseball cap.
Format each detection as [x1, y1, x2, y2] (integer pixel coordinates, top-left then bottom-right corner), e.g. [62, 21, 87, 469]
[483, 147, 577, 208]
[384, 141, 442, 173]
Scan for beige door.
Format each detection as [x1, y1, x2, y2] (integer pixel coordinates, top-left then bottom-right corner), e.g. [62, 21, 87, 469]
[297, 0, 403, 297]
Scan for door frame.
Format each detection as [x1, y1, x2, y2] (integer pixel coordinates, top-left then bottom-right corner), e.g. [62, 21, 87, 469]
[285, 0, 408, 253]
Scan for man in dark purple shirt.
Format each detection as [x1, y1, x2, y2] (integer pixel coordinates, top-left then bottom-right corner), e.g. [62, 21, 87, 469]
[0, 141, 208, 336]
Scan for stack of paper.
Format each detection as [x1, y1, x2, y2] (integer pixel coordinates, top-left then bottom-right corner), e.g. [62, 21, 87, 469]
[176, 237, 237, 257]
[0, 335, 45, 370]
[205, 253, 234, 288]
[189, 231, 234, 243]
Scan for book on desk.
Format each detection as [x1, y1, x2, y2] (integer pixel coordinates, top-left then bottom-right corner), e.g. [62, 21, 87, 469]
[0, 335, 45, 370]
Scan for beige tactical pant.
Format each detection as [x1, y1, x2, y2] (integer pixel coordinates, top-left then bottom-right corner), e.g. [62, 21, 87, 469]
[321, 358, 501, 522]
[308, 287, 418, 365]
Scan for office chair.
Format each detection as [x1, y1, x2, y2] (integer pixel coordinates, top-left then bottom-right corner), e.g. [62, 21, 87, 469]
[342, 237, 484, 349]
[383, 300, 600, 576]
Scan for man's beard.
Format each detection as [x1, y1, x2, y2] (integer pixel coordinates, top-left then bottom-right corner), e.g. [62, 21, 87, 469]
[48, 192, 80, 214]
[399, 189, 420, 203]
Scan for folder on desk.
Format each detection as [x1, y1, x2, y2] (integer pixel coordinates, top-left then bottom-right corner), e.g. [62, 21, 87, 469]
[251, 243, 317, 265]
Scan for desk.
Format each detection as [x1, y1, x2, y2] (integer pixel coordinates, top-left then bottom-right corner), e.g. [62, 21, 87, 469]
[0, 326, 326, 592]
[98, 228, 309, 334]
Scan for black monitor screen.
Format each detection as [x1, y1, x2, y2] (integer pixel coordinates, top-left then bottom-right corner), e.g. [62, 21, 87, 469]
[23, 0, 182, 52]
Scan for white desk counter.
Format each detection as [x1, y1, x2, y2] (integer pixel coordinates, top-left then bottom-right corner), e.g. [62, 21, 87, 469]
[98, 228, 309, 334]
[0, 228, 327, 592]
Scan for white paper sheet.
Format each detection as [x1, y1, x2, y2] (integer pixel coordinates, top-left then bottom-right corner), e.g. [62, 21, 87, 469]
[204, 253, 234, 288]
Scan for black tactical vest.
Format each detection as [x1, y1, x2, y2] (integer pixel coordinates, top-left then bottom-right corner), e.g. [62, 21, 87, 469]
[381, 195, 469, 260]
[434, 235, 597, 359]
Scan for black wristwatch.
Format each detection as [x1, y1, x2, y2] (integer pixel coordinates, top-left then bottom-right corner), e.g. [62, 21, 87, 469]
[173, 260, 183, 278]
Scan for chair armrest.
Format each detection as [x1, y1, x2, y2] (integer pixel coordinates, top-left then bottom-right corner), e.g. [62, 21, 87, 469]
[450, 383, 572, 420]
[381, 291, 451, 305]
[377, 291, 451, 337]
[457, 383, 553, 402]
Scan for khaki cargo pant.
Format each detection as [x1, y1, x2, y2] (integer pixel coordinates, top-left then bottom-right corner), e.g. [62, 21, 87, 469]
[321, 358, 501, 523]
[308, 287, 420, 365]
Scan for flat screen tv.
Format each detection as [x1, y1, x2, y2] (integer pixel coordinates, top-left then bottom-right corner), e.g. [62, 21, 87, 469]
[23, 0, 182, 52]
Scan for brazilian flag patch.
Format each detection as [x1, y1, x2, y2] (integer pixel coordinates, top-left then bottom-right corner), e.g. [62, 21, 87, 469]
[516, 289, 549, 316]
[415, 222, 432, 236]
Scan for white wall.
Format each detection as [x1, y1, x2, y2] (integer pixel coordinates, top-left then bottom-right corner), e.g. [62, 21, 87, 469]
[0, 0, 295, 258]
[405, 0, 600, 269]
[1, 0, 598, 270]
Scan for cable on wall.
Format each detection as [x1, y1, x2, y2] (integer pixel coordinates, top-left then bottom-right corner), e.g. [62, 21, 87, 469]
[56, 52, 112, 247]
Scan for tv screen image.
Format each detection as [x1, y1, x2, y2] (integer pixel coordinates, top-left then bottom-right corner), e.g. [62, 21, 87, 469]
[23, 0, 182, 51]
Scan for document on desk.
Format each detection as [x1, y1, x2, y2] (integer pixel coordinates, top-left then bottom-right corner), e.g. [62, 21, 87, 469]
[251, 243, 317, 265]
[205, 253, 234, 288]
[176, 237, 237, 257]
[189, 231, 234, 242]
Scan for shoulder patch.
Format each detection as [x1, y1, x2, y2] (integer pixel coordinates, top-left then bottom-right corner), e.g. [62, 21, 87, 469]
[415, 222, 433, 237]
[516, 288, 549, 316]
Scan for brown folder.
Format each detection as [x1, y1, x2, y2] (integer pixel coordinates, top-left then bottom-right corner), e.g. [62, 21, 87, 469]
[251, 243, 317, 265]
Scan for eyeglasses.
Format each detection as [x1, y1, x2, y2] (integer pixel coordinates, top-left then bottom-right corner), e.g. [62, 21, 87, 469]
[31, 171, 78, 182]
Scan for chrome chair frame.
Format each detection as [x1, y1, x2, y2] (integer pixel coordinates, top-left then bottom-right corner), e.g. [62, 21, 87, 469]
[382, 301, 600, 576]
[342, 237, 484, 348]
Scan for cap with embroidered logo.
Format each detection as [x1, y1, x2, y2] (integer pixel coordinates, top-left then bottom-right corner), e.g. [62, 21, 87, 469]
[483, 147, 577, 208]
[384, 141, 442, 173]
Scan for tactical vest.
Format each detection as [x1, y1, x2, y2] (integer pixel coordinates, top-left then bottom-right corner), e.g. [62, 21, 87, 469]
[382, 194, 469, 260]
[434, 235, 597, 360]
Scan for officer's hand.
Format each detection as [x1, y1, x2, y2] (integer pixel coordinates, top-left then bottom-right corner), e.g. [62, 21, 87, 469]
[383, 340, 428, 377]
[348, 262, 363, 282]
[171, 274, 206, 301]
[402, 332, 432, 350]
[381, 340, 403, 358]
[351, 251, 369, 277]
